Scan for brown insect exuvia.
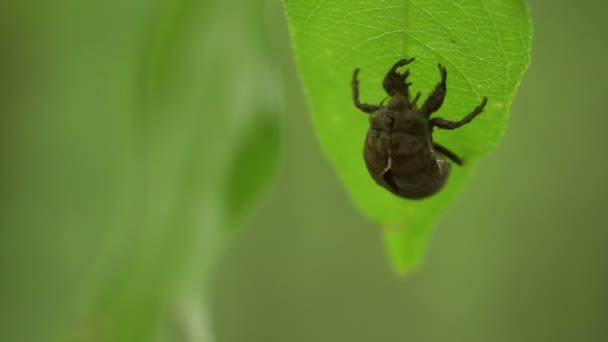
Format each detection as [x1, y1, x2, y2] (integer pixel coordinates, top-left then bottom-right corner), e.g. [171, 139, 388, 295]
[352, 58, 488, 199]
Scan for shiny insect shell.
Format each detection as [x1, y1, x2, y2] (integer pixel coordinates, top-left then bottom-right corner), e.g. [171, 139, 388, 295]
[352, 58, 488, 199]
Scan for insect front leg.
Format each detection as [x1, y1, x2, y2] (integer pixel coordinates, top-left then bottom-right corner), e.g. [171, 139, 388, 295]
[419, 64, 447, 118]
[430, 97, 488, 130]
[433, 143, 463, 165]
[352, 68, 381, 113]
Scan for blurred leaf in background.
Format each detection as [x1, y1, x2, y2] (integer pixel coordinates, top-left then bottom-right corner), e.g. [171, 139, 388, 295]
[0, 0, 281, 341]
[282, 0, 531, 274]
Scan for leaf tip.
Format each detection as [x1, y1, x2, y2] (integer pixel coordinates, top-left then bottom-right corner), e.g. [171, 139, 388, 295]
[383, 222, 430, 277]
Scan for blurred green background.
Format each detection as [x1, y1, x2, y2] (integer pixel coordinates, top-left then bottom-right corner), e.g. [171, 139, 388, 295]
[1, 0, 608, 341]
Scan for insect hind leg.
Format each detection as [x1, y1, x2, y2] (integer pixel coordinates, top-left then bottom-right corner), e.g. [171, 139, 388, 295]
[434, 143, 463, 165]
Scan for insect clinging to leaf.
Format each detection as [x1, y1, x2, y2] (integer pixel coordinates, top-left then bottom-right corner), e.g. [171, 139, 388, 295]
[352, 58, 488, 199]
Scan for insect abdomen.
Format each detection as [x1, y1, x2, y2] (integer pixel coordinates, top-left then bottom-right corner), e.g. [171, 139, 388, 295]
[389, 155, 451, 199]
[363, 129, 450, 199]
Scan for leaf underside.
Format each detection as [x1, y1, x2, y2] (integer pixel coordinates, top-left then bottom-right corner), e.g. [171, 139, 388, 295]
[283, 0, 531, 274]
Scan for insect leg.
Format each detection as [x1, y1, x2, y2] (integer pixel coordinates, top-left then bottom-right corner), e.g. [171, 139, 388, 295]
[433, 143, 463, 165]
[379, 96, 390, 106]
[412, 92, 421, 108]
[419, 64, 447, 118]
[430, 97, 488, 130]
[352, 68, 381, 113]
[382, 58, 415, 98]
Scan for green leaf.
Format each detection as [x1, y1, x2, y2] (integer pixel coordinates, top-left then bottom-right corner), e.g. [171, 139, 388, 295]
[283, 0, 531, 274]
[223, 114, 281, 229]
[90, 0, 283, 341]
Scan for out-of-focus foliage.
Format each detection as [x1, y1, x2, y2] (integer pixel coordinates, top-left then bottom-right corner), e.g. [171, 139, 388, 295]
[0, 0, 280, 341]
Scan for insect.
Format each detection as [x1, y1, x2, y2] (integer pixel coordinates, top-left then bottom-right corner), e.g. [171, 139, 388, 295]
[352, 58, 488, 199]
